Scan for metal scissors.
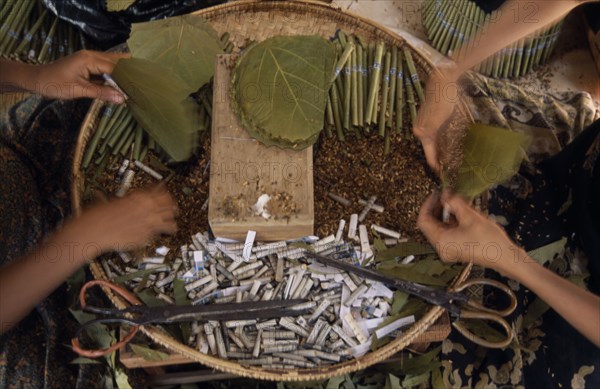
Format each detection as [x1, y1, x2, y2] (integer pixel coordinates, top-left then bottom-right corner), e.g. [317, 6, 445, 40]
[305, 252, 517, 349]
[72, 280, 311, 357]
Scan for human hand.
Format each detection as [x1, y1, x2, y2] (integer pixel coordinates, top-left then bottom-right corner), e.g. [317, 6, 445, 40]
[412, 68, 462, 173]
[64, 186, 177, 256]
[417, 191, 522, 276]
[35, 50, 128, 103]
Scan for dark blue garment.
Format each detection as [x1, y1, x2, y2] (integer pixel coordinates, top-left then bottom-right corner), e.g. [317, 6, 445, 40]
[0, 96, 105, 389]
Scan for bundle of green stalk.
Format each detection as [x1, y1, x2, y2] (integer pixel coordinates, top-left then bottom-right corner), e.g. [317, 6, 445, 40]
[422, 0, 563, 78]
[80, 82, 214, 172]
[326, 31, 425, 154]
[81, 18, 234, 178]
[0, 0, 89, 64]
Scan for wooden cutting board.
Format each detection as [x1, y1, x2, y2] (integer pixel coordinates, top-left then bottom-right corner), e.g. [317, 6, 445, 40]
[208, 55, 314, 241]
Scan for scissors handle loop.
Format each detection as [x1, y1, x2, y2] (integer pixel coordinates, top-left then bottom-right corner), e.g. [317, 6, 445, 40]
[450, 278, 518, 349]
[452, 310, 514, 349]
[72, 280, 144, 358]
[454, 278, 517, 317]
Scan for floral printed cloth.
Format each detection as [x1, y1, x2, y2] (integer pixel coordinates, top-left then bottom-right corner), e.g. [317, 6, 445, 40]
[435, 72, 600, 389]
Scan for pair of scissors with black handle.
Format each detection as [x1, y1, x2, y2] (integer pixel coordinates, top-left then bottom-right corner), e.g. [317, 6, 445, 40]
[305, 252, 517, 349]
[72, 280, 310, 357]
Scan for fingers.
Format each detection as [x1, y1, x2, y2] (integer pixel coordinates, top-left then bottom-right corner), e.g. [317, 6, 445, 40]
[85, 50, 129, 72]
[74, 82, 123, 103]
[441, 191, 474, 225]
[413, 120, 440, 173]
[421, 140, 440, 173]
[80, 83, 125, 104]
[90, 51, 130, 64]
[417, 191, 446, 243]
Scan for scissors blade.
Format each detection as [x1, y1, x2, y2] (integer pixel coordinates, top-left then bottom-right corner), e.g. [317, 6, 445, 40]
[144, 299, 310, 324]
[305, 252, 466, 315]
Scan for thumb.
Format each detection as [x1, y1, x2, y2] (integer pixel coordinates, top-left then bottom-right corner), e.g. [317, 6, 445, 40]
[421, 140, 440, 173]
[417, 192, 445, 243]
[442, 192, 473, 225]
[79, 82, 125, 104]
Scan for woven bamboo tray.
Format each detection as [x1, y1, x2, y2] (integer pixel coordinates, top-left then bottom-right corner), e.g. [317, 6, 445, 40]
[72, 0, 473, 381]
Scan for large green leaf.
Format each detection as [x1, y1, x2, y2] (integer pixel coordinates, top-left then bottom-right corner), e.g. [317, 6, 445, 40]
[451, 124, 528, 199]
[231, 36, 336, 149]
[111, 58, 201, 161]
[128, 15, 223, 94]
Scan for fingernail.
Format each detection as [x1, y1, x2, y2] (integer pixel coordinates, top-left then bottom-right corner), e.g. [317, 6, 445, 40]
[112, 95, 125, 104]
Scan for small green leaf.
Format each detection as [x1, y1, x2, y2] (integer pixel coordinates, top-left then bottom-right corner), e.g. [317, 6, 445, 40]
[372, 231, 387, 253]
[129, 344, 170, 362]
[69, 308, 96, 325]
[112, 265, 169, 284]
[370, 334, 392, 352]
[456, 319, 506, 343]
[374, 242, 436, 263]
[326, 376, 345, 389]
[70, 357, 102, 365]
[135, 289, 167, 307]
[174, 278, 191, 306]
[523, 298, 550, 328]
[431, 367, 444, 389]
[390, 291, 409, 315]
[450, 124, 528, 199]
[106, 0, 135, 12]
[344, 374, 356, 389]
[385, 374, 401, 389]
[401, 372, 430, 388]
[378, 346, 441, 375]
[377, 260, 459, 286]
[115, 368, 133, 389]
[397, 299, 428, 318]
[526, 237, 566, 265]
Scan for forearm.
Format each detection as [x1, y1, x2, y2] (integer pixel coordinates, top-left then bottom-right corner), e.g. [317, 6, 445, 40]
[0, 225, 103, 334]
[0, 59, 41, 94]
[502, 248, 600, 347]
[451, 0, 589, 79]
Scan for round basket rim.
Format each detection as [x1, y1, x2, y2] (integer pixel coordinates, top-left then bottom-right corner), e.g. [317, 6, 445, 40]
[72, 0, 473, 381]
